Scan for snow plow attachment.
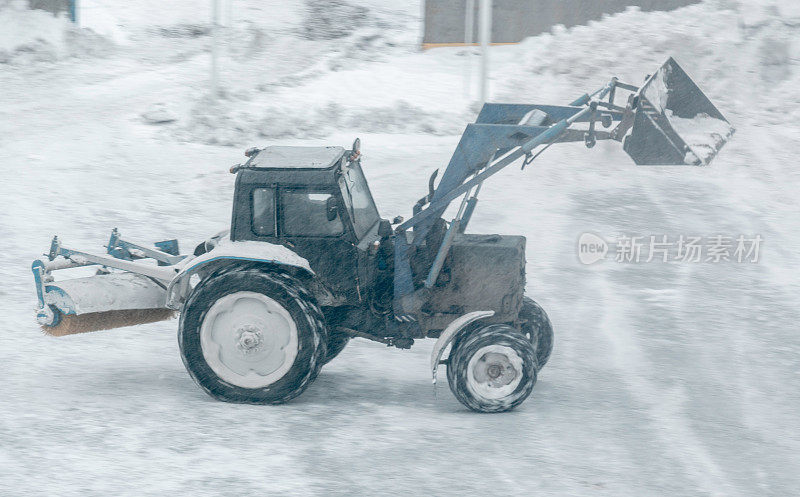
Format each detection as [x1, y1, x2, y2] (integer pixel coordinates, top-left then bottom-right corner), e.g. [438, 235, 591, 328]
[623, 57, 734, 166]
[33, 232, 181, 336]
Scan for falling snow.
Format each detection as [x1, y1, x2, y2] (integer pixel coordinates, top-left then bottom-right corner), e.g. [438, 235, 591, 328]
[1, 0, 799, 495]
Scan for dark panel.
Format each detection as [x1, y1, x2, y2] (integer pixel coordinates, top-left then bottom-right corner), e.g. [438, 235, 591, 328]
[424, 233, 526, 326]
[423, 0, 699, 45]
[28, 0, 69, 16]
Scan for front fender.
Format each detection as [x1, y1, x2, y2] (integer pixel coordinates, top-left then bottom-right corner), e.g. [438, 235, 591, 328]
[430, 310, 495, 384]
[166, 239, 313, 308]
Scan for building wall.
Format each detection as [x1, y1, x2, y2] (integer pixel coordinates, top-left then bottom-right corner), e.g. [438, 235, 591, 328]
[423, 0, 699, 47]
[27, 0, 69, 17]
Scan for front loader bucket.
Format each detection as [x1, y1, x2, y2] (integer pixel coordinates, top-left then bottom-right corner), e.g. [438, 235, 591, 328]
[624, 58, 734, 166]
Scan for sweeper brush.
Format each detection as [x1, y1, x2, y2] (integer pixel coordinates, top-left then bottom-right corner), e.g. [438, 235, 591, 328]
[43, 309, 176, 337]
[33, 233, 181, 335]
[33, 58, 734, 412]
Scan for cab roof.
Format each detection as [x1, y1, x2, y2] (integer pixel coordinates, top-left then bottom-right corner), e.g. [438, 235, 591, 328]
[247, 146, 346, 170]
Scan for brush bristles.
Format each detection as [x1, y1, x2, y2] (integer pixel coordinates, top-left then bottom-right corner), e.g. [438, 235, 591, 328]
[42, 309, 176, 337]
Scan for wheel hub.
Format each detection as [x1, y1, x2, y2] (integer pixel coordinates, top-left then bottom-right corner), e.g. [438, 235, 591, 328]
[487, 363, 504, 380]
[236, 325, 264, 354]
[199, 291, 299, 389]
[476, 353, 518, 388]
[466, 345, 525, 400]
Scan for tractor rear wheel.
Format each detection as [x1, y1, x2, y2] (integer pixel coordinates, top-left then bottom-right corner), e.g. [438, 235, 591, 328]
[269, 272, 346, 365]
[323, 330, 350, 364]
[446, 324, 537, 413]
[520, 297, 554, 368]
[178, 269, 326, 404]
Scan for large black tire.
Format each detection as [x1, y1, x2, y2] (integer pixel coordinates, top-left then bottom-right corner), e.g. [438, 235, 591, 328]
[269, 272, 328, 377]
[322, 331, 350, 365]
[178, 269, 327, 404]
[520, 297, 554, 369]
[447, 324, 537, 413]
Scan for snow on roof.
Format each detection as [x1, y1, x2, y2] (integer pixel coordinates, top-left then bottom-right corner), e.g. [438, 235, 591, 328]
[248, 146, 345, 169]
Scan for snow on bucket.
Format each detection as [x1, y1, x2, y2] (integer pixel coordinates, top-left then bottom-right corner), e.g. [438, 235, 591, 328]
[623, 58, 734, 166]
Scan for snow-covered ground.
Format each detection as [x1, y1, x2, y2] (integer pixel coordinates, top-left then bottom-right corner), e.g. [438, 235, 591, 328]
[1, 0, 799, 495]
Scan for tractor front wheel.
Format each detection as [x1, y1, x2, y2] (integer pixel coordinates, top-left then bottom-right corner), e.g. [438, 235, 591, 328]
[520, 297, 554, 368]
[446, 324, 537, 413]
[178, 269, 326, 404]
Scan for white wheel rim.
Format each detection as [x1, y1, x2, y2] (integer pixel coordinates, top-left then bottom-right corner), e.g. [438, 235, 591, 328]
[200, 291, 298, 389]
[466, 345, 524, 401]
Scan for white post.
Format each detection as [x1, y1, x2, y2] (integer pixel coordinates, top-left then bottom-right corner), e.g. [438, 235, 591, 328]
[464, 0, 475, 98]
[211, 0, 220, 98]
[479, 0, 492, 105]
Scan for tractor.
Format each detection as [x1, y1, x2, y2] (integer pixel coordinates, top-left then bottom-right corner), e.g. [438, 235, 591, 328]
[32, 58, 733, 412]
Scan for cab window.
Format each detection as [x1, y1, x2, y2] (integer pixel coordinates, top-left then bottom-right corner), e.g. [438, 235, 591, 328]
[281, 191, 344, 237]
[340, 161, 380, 239]
[252, 188, 275, 236]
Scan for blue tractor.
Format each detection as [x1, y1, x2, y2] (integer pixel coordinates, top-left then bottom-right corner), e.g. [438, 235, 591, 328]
[33, 59, 733, 412]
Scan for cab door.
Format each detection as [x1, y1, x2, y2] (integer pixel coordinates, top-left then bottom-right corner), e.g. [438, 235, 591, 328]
[278, 188, 360, 302]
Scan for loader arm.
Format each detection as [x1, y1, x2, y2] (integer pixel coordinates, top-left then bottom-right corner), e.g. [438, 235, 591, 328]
[392, 58, 734, 317]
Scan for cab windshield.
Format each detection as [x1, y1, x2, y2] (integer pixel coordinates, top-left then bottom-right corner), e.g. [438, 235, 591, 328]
[339, 160, 380, 240]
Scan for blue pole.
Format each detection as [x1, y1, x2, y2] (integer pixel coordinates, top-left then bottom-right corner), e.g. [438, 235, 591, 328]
[68, 0, 78, 24]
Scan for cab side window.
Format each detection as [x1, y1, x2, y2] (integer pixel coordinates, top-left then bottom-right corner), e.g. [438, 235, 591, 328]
[252, 188, 275, 236]
[281, 191, 344, 237]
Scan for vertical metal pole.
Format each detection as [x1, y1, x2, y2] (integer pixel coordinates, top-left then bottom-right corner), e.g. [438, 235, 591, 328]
[225, 0, 234, 47]
[211, 0, 220, 98]
[464, 0, 475, 98]
[478, 0, 492, 105]
[71, 0, 80, 27]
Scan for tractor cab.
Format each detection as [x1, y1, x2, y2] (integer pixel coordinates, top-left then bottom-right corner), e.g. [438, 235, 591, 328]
[230, 143, 384, 303]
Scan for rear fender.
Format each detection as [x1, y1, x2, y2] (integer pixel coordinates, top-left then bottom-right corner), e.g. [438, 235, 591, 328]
[166, 240, 313, 308]
[430, 310, 494, 384]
